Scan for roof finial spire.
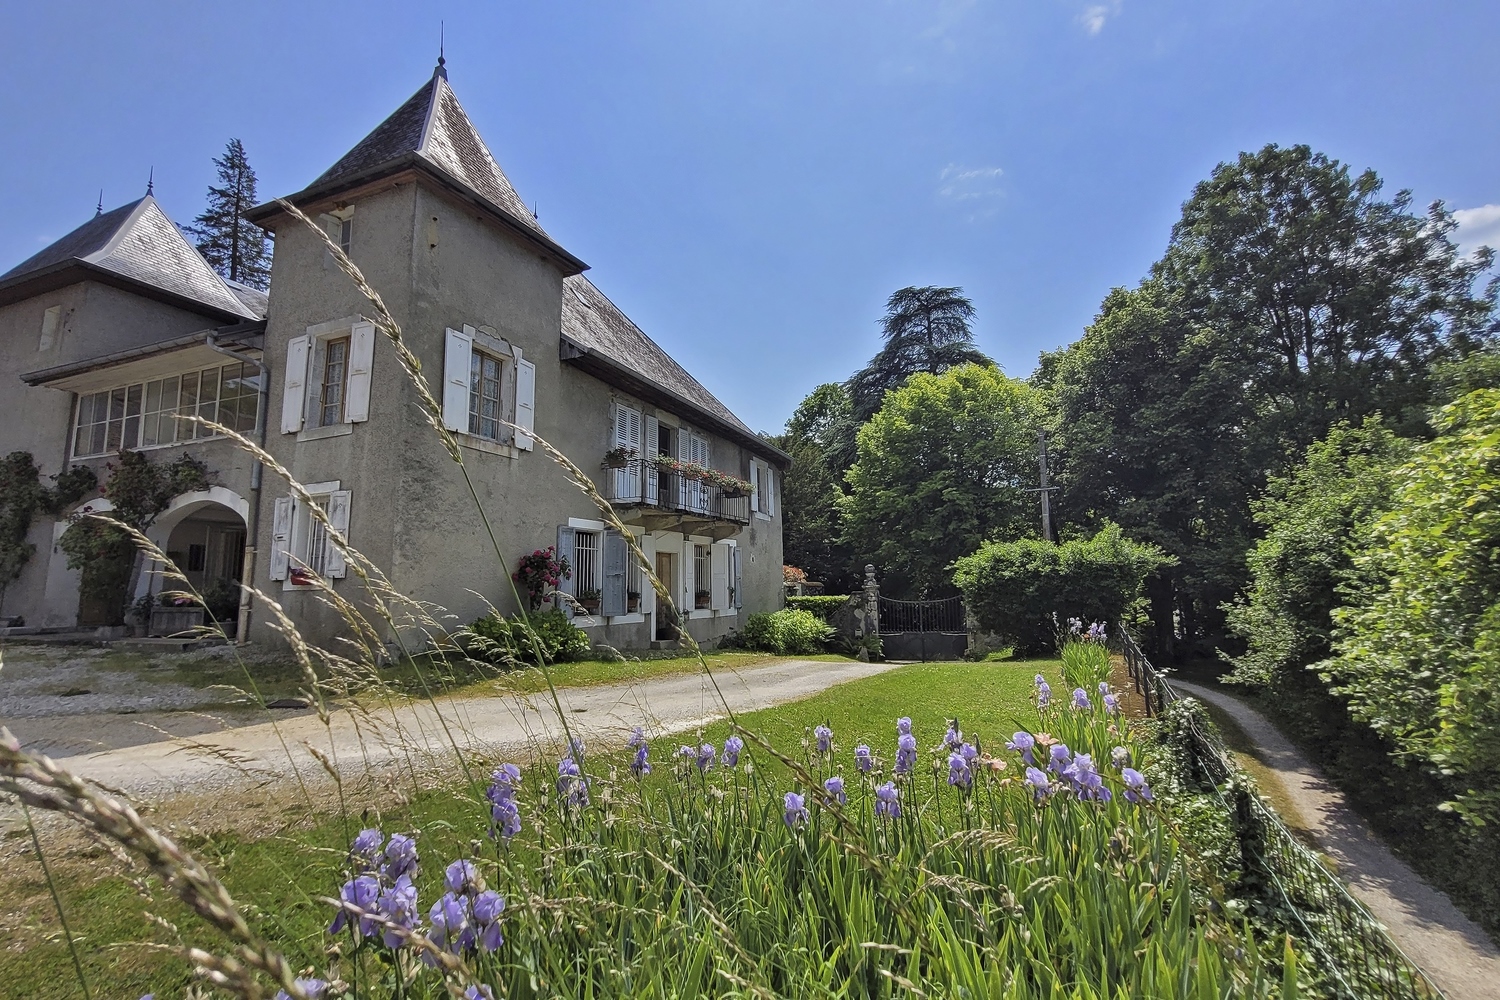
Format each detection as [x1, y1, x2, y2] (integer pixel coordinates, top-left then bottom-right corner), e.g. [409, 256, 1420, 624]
[435, 22, 447, 79]
[146, 167, 154, 196]
[96, 190, 104, 217]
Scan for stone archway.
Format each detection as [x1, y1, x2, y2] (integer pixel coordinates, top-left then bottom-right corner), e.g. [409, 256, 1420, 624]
[141, 487, 251, 636]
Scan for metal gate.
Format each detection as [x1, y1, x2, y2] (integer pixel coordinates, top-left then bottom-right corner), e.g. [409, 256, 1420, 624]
[878, 595, 968, 661]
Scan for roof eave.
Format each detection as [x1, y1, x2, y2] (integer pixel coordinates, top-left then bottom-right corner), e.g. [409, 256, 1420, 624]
[21, 321, 266, 387]
[248, 155, 589, 276]
[0, 259, 256, 323]
[561, 337, 789, 466]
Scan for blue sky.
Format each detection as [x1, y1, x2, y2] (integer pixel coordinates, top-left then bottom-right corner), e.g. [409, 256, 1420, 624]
[3, 2, 1498, 432]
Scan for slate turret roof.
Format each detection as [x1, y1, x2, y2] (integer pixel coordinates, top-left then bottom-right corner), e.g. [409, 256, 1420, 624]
[251, 65, 585, 275]
[0, 196, 262, 321]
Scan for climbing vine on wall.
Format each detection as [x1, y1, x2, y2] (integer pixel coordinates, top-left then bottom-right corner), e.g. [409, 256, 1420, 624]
[59, 451, 211, 611]
[0, 452, 97, 614]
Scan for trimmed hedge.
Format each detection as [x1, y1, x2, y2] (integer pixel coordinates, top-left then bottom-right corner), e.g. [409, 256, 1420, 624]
[785, 595, 851, 621]
[952, 523, 1173, 656]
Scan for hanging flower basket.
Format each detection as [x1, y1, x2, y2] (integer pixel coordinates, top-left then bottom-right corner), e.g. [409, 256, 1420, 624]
[603, 447, 638, 469]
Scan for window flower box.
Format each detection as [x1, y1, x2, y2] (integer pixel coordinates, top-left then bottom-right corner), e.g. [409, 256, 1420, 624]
[603, 447, 639, 469]
[627, 591, 642, 613]
[695, 589, 712, 610]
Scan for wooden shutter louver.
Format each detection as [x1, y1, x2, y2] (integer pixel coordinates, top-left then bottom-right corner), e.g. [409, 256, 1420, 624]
[269, 496, 293, 580]
[345, 322, 375, 422]
[325, 490, 352, 579]
[514, 346, 535, 450]
[281, 335, 310, 434]
[602, 530, 628, 617]
[442, 328, 473, 432]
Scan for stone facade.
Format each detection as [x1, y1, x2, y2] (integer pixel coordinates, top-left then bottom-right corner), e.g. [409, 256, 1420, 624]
[0, 65, 787, 653]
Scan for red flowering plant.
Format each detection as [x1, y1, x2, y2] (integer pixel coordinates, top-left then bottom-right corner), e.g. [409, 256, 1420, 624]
[513, 545, 571, 611]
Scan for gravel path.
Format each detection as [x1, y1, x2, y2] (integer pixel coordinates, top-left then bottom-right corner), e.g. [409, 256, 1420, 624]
[1174, 679, 1500, 1000]
[6, 658, 900, 800]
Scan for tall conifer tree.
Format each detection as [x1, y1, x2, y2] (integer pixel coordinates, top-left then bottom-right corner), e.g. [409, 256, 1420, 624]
[187, 138, 272, 289]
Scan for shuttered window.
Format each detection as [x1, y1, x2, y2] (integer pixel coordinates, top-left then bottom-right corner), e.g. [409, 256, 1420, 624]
[270, 487, 352, 584]
[469, 351, 505, 441]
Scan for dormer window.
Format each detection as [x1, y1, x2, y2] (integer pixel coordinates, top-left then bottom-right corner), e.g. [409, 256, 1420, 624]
[324, 208, 354, 257]
[338, 216, 353, 256]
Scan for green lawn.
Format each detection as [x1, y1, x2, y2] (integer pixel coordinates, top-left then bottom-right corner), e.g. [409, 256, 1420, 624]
[3, 657, 1061, 999]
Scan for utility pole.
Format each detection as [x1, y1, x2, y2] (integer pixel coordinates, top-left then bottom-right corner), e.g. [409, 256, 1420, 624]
[1038, 429, 1054, 542]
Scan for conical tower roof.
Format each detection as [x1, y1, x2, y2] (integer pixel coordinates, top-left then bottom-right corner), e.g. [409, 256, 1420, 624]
[0, 195, 261, 320]
[255, 66, 585, 274]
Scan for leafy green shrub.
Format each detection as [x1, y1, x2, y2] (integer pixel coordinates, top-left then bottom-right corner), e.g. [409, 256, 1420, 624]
[739, 608, 835, 655]
[467, 609, 591, 666]
[953, 523, 1174, 656]
[785, 594, 850, 621]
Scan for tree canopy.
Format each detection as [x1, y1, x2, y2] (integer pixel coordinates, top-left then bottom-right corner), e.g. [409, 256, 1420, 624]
[847, 286, 992, 423]
[842, 364, 1043, 597]
[187, 138, 273, 289]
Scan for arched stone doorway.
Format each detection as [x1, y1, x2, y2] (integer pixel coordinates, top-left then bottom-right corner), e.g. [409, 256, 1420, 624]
[141, 487, 250, 636]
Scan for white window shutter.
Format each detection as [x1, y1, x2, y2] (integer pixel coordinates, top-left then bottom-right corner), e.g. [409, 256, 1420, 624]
[555, 524, 577, 616]
[765, 465, 776, 516]
[442, 328, 473, 432]
[711, 543, 729, 611]
[325, 490, 352, 579]
[644, 414, 659, 504]
[345, 322, 376, 423]
[732, 546, 743, 609]
[281, 335, 310, 434]
[640, 534, 657, 615]
[750, 460, 761, 513]
[681, 539, 695, 610]
[514, 347, 535, 451]
[269, 496, 293, 580]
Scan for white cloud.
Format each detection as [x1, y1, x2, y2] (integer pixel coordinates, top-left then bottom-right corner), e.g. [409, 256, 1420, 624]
[1078, 1, 1121, 36]
[1453, 204, 1500, 259]
[938, 164, 1005, 201]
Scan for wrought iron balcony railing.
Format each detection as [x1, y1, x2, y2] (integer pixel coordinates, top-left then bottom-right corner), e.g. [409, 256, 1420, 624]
[601, 458, 751, 526]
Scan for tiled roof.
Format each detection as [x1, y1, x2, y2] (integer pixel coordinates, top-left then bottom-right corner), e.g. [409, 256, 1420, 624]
[294, 69, 568, 258]
[561, 274, 760, 442]
[0, 197, 260, 320]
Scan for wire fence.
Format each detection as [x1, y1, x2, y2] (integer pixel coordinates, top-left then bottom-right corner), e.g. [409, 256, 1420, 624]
[1117, 627, 1447, 1000]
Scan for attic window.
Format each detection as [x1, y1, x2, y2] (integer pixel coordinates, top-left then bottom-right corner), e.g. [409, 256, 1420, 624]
[338, 217, 353, 255]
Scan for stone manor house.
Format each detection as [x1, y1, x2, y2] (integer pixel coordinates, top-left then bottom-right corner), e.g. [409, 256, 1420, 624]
[0, 60, 788, 652]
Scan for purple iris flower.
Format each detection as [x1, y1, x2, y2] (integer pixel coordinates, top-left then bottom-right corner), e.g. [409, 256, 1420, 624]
[854, 744, 873, 773]
[374, 874, 419, 948]
[722, 735, 744, 767]
[329, 873, 381, 936]
[631, 743, 651, 778]
[427, 892, 474, 958]
[1104, 693, 1121, 715]
[895, 733, 918, 775]
[824, 775, 847, 805]
[472, 890, 506, 952]
[1072, 688, 1092, 711]
[489, 763, 522, 791]
[814, 724, 833, 754]
[1006, 732, 1037, 766]
[947, 752, 972, 790]
[1098, 681, 1112, 698]
[464, 988, 496, 1000]
[490, 796, 522, 842]
[874, 781, 901, 819]
[628, 726, 647, 749]
[1122, 767, 1154, 804]
[1064, 753, 1111, 802]
[944, 723, 963, 750]
[1035, 675, 1051, 709]
[1111, 746, 1131, 770]
[381, 833, 419, 882]
[349, 828, 383, 871]
[567, 735, 586, 760]
[1048, 743, 1072, 774]
[896, 717, 912, 736]
[784, 791, 810, 828]
[960, 742, 979, 765]
[557, 757, 589, 808]
[1025, 766, 1053, 801]
[274, 979, 327, 1000]
[445, 859, 482, 896]
[696, 742, 716, 773]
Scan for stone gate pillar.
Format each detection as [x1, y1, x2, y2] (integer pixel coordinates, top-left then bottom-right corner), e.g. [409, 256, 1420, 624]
[857, 564, 880, 659]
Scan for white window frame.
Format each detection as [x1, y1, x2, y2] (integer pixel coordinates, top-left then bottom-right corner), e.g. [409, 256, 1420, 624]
[70, 360, 264, 460]
[276, 481, 352, 590]
[751, 458, 776, 519]
[284, 316, 375, 437]
[685, 534, 715, 619]
[712, 539, 738, 616]
[444, 325, 531, 455]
